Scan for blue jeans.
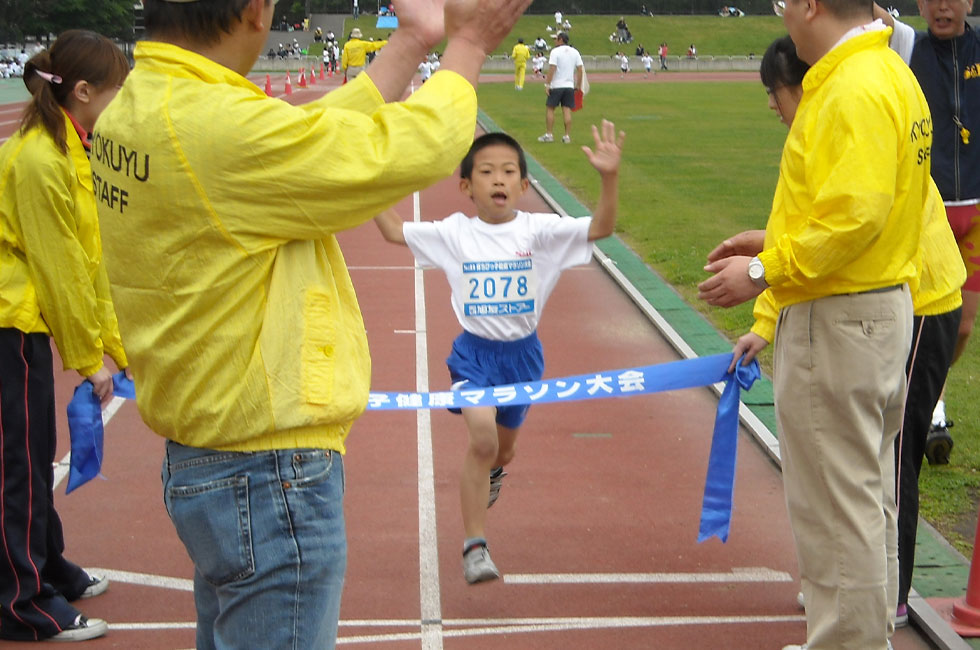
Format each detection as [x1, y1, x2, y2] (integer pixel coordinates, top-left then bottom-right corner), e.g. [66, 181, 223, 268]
[162, 441, 347, 650]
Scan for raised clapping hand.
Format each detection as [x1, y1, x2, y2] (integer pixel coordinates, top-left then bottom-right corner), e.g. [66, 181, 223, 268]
[391, 0, 447, 53]
[582, 119, 625, 176]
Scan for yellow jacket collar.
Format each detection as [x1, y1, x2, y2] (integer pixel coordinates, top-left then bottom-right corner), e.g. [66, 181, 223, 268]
[134, 40, 264, 95]
[803, 27, 893, 93]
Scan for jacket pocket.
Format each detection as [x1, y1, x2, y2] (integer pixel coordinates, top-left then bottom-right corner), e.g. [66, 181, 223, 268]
[301, 286, 335, 405]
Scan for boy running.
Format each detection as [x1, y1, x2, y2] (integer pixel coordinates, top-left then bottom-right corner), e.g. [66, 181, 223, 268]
[375, 123, 624, 584]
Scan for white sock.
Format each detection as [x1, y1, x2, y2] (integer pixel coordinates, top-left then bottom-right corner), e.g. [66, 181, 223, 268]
[932, 399, 947, 426]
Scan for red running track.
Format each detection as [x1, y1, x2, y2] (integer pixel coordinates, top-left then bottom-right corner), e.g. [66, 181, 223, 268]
[0, 75, 935, 649]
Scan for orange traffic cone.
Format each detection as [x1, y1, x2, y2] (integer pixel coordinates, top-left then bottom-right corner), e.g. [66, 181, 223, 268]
[284, 71, 292, 95]
[319, 63, 325, 80]
[264, 74, 272, 96]
[328, 63, 333, 77]
[298, 68, 307, 88]
[309, 66, 316, 85]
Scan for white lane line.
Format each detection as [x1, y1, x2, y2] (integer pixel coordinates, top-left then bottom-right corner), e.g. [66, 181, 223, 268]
[87, 567, 193, 591]
[413, 188, 444, 650]
[53, 394, 128, 490]
[504, 567, 793, 584]
[328, 614, 807, 644]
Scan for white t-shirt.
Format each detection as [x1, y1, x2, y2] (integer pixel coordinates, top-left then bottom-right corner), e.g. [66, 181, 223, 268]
[641, 54, 654, 69]
[532, 55, 547, 71]
[548, 45, 584, 89]
[403, 211, 593, 341]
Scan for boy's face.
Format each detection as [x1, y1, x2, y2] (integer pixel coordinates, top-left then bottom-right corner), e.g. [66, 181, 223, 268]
[460, 144, 529, 223]
[918, 0, 973, 39]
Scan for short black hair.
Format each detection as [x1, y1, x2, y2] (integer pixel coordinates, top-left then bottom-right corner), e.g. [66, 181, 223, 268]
[760, 35, 810, 91]
[144, 0, 262, 46]
[556, 32, 569, 44]
[460, 132, 527, 180]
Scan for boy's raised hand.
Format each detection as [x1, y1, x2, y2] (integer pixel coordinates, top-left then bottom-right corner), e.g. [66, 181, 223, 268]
[582, 119, 625, 176]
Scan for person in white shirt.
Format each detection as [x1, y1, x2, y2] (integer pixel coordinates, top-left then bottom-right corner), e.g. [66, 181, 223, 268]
[641, 52, 654, 76]
[531, 53, 547, 78]
[538, 32, 584, 143]
[418, 57, 432, 83]
[617, 51, 630, 75]
[555, 10, 563, 25]
[374, 125, 624, 585]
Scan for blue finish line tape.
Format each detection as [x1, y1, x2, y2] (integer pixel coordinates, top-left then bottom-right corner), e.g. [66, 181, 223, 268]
[66, 355, 760, 543]
[370, 353, 761, 543]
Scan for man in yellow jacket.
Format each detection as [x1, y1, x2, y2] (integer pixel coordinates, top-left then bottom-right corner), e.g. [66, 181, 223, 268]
[341, 27, 386, 79]
[511, 37, 530, 89]
[697, 0, 936, 647]
[91, 0, 530, 648]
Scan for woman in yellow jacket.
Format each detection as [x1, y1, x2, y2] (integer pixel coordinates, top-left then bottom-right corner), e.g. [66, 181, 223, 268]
[0, 30, 129, 643]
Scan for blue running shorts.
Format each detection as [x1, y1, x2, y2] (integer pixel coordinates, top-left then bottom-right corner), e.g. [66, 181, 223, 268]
[446, 330, 544, 428]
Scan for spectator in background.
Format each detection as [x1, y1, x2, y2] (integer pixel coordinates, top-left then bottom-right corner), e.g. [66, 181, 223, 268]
[534, 36, 549, 52]
[511, 37, 531, 90]
[658, 42, 669, 69]
[687, 43, 697, 58]
[538, 32, 583, 144]
[342, 28, 387, 80]
[616, 16, 630, 43]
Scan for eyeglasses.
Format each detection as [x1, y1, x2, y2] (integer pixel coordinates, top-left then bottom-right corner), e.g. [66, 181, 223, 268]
[773, 0, 786, 15]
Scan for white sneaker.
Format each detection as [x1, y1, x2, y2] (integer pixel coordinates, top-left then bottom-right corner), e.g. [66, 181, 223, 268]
[46, 615, 108, 642]
[462, 543, 499, 584]
[561, 135, 571, 143]
[79, 573, 109, 599]
[537, 133, 554, 142]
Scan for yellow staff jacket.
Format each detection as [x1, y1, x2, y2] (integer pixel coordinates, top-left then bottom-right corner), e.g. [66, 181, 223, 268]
[91, 41, 476, 453]
[342, 38, 387, 69]
[751, 29, 934, 343]
[511, 43, 530, 64]
[0, 113, 127, 375]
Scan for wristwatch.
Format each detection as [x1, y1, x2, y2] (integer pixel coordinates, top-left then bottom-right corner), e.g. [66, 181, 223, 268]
[748, 256, 768, 289]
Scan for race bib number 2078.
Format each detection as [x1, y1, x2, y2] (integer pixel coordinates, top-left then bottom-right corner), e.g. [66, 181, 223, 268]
[460, 259, 537, 317]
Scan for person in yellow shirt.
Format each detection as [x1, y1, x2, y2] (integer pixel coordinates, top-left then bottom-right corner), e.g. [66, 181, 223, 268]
[511, 37, 530, 89]
[341, 27, 387, 80]
[91, 0, 530, 648]
[698, 1, 936, 647]
[714, 33, 966, 635]
[0, 30, 130, 644]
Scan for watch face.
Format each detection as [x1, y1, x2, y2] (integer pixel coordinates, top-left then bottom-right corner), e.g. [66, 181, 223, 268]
[749, 261, 764, 280]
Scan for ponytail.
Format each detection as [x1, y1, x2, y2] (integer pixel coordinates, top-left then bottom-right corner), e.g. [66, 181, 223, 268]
[19, 30, 129, 152]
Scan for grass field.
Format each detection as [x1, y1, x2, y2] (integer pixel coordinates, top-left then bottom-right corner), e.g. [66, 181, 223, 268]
[341, 14, 929, 58]
[476, 80, 980, 557]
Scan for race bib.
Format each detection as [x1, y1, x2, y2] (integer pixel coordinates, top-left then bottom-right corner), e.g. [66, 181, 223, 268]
[460, 259, 537, 317]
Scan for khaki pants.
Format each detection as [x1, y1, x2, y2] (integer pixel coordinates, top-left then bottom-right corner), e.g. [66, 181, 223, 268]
[774, 286, 912, 650]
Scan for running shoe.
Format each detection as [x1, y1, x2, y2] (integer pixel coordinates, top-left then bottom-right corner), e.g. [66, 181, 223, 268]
[925, 420, 954, 465]
[561, 135, 571, 143]
[488, 466, 507, 508]
[462, 542, 499, 584]
[537, 133, 554, 142]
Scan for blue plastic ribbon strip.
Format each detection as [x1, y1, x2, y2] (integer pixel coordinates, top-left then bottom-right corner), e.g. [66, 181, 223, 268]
[65, 356, 760, 543]
[370, 352, 761, 543]
[65, 372, 135, 494]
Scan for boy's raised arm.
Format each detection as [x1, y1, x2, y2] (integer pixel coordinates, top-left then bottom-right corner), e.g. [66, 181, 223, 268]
[582, 120, 626, 241]
[374, 208, 408, 245]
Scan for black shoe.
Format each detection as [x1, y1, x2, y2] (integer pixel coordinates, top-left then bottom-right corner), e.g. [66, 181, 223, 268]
[925, 420, 954, 465]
